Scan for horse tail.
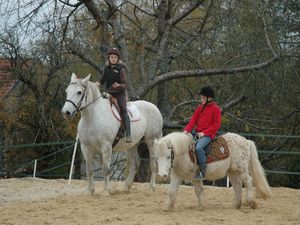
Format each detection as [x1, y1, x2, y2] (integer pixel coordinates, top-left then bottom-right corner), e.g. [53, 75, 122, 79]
[248, 140, 271, 199]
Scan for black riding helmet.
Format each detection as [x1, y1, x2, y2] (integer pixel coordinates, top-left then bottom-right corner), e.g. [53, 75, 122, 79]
[199, 86, 215, 99]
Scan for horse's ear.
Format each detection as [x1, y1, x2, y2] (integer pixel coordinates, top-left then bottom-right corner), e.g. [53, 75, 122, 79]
[71, 73, 77, 82]
[82, 74, 91, 85]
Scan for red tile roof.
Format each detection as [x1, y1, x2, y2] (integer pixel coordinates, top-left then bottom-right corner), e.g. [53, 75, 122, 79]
[0, 58, 18, 98]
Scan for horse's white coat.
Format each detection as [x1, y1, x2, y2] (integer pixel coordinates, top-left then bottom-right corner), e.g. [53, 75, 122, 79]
[62, 74, 163, 195]
[154, 132, 271, 211]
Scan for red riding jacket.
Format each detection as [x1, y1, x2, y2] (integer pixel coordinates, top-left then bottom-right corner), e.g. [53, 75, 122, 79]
[184, 102, 222, 139]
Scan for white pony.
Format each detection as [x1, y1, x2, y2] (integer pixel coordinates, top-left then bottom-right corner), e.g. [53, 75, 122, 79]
[154, 132, 271, 211]
[61, 73, 163, 195]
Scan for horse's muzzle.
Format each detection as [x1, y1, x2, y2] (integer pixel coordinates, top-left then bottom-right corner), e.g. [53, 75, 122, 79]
[156, 173, 169, 182]
[61, 109, 72, 119]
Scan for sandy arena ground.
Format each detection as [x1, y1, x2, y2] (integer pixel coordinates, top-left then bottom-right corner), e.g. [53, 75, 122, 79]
[0, 178, 299, 225]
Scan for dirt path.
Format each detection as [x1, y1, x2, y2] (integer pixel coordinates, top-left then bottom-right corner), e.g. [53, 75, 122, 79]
[0, 178, 299, 225]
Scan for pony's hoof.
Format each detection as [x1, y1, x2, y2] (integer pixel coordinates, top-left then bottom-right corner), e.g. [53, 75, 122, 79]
[249, 201, 258, 209]
[162, 208, 172, 212]
[86, 188, 94, 197]
[198, 205, 205, 211]
[162, 205, 173, 212]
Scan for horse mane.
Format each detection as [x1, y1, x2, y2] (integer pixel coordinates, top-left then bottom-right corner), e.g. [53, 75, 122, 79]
[164, 132, 193, 154]
[87, 80, 101, 100]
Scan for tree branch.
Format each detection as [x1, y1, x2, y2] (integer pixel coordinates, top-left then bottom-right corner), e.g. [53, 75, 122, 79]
[80, 0, 105, 29]
[256, 2, 277, 57]
[169, 0, 205, 26]
[136, 55, 280, 98]
[222, 96, 247, 113]
[68, 44, 101, 73]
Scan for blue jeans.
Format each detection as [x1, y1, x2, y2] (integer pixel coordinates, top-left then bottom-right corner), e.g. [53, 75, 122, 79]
[195, 136, 211, 166]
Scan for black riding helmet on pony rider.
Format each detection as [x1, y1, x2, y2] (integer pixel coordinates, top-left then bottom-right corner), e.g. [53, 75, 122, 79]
[199, 86, 215, 99]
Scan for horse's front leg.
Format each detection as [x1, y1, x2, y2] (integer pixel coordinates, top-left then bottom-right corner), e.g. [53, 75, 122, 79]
[145, 138, 158, 191]
[124, 146, 140, 192]
[193, 180, 205, 210]
[163, 174, 182, 212]
[81, 144, 95, 196]
[101, 144, 112, 196]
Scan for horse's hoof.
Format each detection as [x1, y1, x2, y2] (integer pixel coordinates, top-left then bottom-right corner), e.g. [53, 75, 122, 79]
[122, 186, 131, 193]
[235, 201, 242, 209]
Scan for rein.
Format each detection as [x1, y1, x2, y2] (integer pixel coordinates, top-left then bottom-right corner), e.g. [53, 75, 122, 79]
[80, 95, 101, 111]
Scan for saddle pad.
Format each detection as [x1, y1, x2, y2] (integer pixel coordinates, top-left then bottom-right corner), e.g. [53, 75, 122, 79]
[188, 136, 230, 164]
[206, 136, 230, 163]
[111, 103, 141, 122]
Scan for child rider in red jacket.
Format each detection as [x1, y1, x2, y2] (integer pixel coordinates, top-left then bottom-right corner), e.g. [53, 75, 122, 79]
[184, 86, 222, 181]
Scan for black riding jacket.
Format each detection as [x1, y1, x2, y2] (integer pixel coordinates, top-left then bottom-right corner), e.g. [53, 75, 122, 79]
[99, 64, 127, 94]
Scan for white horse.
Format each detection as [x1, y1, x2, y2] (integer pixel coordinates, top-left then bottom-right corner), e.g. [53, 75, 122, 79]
[154, 132, 271, 211]
[61, 73, 163, 195]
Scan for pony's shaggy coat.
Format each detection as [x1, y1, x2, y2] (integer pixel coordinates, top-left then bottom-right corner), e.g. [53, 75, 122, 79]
[155, 132, 271, 211]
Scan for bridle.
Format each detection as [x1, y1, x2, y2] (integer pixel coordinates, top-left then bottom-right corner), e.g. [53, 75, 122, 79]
[65, 81, 101, 114]
[65, 81, 87, 113]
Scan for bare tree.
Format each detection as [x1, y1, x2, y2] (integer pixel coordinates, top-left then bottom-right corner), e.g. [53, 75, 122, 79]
[1, 0, 299, 139]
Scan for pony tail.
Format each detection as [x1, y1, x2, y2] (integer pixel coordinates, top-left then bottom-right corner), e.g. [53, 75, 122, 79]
[249, 140, 271, 199]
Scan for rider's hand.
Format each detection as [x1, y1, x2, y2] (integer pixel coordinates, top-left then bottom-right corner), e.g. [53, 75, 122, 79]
[112, 82, 120, 88]
[95, 81, 100, 87]
[197, 132, 204, 137]
[183, 130, 188, 134]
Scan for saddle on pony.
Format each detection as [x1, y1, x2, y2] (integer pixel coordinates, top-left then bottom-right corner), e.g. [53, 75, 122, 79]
[189, 135, 230, 165]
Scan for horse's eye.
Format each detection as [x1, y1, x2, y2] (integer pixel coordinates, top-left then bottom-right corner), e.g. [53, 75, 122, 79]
[167, 156, 171, 159]
[77, 91, 82, 95]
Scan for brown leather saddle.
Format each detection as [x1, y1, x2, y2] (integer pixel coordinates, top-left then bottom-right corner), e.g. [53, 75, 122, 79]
[189, 136, 230, 164]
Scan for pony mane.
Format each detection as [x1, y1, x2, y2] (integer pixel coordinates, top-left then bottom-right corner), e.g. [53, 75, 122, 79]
[164, 132, 193, 154]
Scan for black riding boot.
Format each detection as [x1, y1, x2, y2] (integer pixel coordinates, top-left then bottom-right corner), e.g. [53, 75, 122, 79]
[123, 114, 132, 143]
[193, 163, 207, 181]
